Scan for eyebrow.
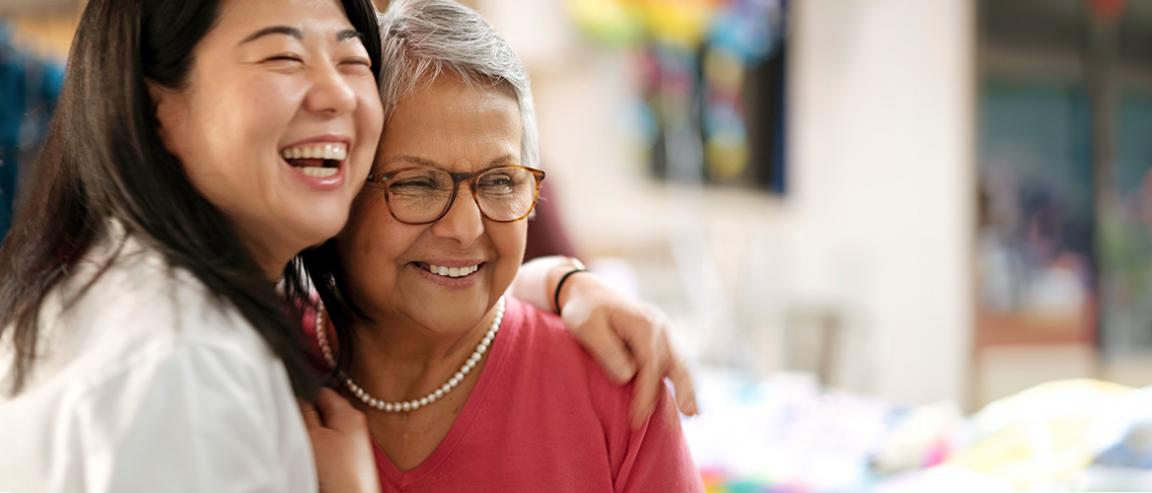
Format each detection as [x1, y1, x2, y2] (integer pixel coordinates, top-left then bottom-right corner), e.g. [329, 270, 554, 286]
[239, 26, 303, 45]
[337, 30, 363, 42]
[239, 26, 364, 46]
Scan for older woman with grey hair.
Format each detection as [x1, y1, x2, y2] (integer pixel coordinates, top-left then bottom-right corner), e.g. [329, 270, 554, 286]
[303, 0, 703, 490]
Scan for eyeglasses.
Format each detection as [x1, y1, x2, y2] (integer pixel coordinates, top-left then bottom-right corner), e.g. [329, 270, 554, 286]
[365, 165, 546, 225]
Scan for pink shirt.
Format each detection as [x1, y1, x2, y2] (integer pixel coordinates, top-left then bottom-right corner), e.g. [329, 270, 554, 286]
[360, 298, 702, 492]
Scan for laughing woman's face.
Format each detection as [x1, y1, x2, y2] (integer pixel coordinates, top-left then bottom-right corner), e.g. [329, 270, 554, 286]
[153, 0, 383, 270]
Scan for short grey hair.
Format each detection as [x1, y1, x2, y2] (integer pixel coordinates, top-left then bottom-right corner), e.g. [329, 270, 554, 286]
[377, 0, 540, 166]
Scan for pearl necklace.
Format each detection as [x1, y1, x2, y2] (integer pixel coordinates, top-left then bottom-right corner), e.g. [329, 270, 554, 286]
[313, 297, 505, 413]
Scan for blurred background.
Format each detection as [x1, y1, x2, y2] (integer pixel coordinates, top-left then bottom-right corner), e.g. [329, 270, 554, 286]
[3, 0, 1152, 491]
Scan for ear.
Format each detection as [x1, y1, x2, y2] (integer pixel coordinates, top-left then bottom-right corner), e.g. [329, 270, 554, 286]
[145, 79, 183, 150]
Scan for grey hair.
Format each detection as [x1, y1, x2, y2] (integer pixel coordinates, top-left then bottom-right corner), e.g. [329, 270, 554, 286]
[377, 0, 540, 166]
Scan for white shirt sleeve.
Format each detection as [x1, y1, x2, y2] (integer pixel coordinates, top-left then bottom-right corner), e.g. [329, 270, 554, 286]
[46, 340, 314, 493]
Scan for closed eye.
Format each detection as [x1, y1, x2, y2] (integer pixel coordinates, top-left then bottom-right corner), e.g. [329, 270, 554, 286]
[390, 178, 440, 190]
[480, 174, 515, 187]
[340, 56, 371, 67]
[263, 53, 304, 64]
[339, 56, 373, 74]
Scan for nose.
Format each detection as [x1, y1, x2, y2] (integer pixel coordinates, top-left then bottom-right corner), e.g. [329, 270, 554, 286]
[430, 185, 485, 246]
[304, 61, 357, 115]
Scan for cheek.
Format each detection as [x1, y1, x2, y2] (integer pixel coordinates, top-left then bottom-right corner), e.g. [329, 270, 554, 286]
[218, 79, 300, 147]
[211, 70, 302, 131]
[179, 78, 299, 178]
[353, 78, 384, 140]
[491, 223, 528, 286]
[156, 93, 211, 181]
[341, 198, 412, 282]
[349, 102, 384, 183]
[337, 224, 392, 310]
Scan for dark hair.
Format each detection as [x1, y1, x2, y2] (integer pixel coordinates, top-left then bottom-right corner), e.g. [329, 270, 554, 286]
[0, 0, 382, 398]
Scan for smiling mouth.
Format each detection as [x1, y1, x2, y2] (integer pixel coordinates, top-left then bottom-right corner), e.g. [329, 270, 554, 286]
[416, 262, 484, 279]
[280, 142, 348, 178]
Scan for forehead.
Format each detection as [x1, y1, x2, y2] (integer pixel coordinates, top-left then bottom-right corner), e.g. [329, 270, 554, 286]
[389, 74, 519, 122]
[213, 0, 354, 38]
[379, 75, 522, 164]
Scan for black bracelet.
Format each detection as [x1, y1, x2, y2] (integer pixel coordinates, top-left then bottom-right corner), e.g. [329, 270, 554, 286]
[553, 268, 588, 315]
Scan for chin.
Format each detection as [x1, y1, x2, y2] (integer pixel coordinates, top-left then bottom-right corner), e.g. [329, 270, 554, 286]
[290, 212, 350, 249]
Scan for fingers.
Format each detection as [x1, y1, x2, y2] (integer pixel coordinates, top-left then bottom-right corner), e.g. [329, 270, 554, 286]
[667, 356, 698, 416]
[620, 305, 703, 425]
[641, 310, 699, 417]
[313, 387, 367, 432]
[580, 325, 638, 384]
[563, 298, 637, 383]
[629, 352, 663, 429]
[299, 400, 322, 429]
[626, 317, 665, 428]
[582, 328, 638, 384]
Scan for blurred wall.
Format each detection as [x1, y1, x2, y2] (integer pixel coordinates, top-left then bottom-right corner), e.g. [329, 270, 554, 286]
[786, 0, 976, 405]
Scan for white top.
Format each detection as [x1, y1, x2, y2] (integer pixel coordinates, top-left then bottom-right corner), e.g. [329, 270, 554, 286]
[0, 224, 317, 492]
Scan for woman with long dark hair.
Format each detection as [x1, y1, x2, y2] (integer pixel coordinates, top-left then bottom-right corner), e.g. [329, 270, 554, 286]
[0, 0, 386, 490]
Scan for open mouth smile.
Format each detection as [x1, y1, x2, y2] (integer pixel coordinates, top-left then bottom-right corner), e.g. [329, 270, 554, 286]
[280, 142, 348, 178]
[416, 262, 484, 279]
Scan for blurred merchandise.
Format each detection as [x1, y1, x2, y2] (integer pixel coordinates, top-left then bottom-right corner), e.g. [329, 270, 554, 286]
[685, 372, 1152, 492]
[952, 379, 1133, 491]
[871, 402, 965, 474]
[565, 0, 646, 47]
[567, 0, 787, 193]
[683, 368, 895, 493]
[1093, 419, 1152, 469]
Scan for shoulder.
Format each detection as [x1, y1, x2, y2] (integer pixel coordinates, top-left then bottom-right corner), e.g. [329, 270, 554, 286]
[504, 297, 597, 371]
[82, 232, 265, 348]
[503, 297, 634, 410]
[8, 233, 275, 397]
[500, 298, 698, 489]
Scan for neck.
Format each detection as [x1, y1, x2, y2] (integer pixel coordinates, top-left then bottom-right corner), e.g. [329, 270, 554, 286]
[239, 231, 294, 280]
[260, 258, 286, 280]
[349, 305, 500, 400]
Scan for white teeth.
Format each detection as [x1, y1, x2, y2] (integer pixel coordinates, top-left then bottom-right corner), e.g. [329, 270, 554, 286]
[300, 167, 338, 178]
[280, 143, 349, 163]
[426, 264, 480, 278]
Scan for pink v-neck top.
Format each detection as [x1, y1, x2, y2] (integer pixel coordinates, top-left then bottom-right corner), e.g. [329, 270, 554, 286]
[351, 297, 702, 492]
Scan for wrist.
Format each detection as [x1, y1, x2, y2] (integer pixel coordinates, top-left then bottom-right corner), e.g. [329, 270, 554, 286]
[551, 257, 587, 315]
